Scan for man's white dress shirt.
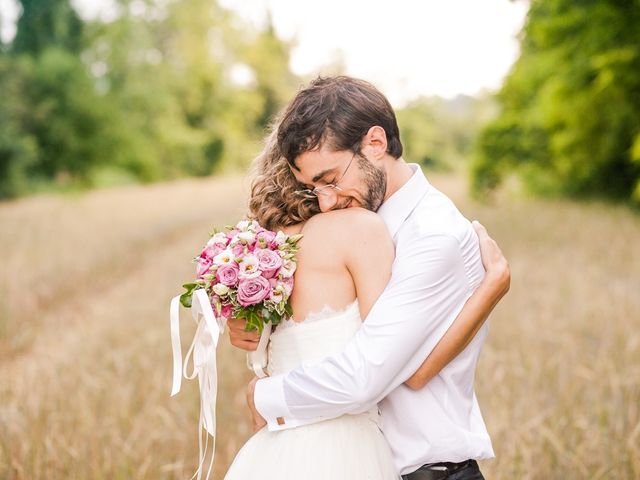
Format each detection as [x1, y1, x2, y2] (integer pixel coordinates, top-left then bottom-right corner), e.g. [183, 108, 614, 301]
[255, 164, 494, 475]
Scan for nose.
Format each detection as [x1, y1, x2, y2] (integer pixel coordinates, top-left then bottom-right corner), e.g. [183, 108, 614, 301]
[317, 193, 338, 212]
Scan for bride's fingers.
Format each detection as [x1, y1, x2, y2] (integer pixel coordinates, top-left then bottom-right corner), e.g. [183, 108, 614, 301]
[230, 329, 261, 341]
[228, 318, 261, 339]
[234, 339, 259, 351]
[228, 318, 261, 350]
[228, 331, 260, 350]
[473, 220, 503, 262]
[473, 220, 510, 293]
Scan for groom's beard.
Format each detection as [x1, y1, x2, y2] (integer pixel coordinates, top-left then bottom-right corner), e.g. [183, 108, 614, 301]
[357, 155, 387, 212]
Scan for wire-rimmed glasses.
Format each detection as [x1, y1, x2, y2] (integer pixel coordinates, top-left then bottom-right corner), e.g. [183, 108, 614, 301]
[295, 151, 357, 198]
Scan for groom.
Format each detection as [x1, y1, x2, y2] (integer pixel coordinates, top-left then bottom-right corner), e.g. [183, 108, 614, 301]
[230, 76, 509, 480]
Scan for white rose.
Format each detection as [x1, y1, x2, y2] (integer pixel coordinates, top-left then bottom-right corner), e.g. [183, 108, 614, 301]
[237, 231, 256, 244]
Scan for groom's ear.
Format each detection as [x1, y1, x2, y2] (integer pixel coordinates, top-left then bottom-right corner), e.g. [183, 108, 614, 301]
[362, 126, 388, 162]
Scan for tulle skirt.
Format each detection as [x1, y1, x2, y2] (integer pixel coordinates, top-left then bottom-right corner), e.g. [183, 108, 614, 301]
[224, 410, 400, 480]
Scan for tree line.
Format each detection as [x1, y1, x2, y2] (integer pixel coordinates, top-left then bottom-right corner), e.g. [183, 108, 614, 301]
[2, 0, 637, 207]
[472, 0, 640, 205]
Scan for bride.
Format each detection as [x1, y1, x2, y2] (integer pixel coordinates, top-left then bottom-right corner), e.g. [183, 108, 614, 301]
[223, 130, 509, 479]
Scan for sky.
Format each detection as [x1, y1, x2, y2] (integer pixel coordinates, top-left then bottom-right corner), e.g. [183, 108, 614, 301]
[0, 0, 529, 106]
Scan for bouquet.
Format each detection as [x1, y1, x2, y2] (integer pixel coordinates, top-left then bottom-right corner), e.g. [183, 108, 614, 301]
[180, 219, 303, 333]
[169, 219, 302, 480]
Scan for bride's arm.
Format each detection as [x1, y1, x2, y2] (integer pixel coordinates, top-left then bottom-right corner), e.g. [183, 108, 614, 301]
[404, 221, 510, 390]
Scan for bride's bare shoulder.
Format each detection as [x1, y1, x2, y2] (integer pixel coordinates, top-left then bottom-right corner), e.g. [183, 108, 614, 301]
[301, 208, 388, 243]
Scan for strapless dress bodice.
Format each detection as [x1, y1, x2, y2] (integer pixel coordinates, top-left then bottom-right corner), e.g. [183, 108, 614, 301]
[267, 300, 361, 376]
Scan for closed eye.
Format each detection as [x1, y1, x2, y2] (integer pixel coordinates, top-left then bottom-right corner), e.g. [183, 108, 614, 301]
[317, 176, 336, 187]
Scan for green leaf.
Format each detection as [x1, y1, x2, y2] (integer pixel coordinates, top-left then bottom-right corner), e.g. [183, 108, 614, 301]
[180, 292, 193, 308]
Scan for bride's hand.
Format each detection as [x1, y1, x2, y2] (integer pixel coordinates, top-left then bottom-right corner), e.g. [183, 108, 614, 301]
[247, 376, 267, 432]
[228, 317, 261, 351]
[473, 220, 510, 298]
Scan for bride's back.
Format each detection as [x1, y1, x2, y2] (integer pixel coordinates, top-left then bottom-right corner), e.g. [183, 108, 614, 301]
[283, 208, 394, 323]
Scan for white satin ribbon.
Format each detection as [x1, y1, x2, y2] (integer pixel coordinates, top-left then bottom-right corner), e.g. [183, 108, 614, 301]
[170, 288, 226, 480]
[246, 322, 272, 378]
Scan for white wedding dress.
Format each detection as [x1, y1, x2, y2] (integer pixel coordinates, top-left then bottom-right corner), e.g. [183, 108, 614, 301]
[224, 300, 401, 480]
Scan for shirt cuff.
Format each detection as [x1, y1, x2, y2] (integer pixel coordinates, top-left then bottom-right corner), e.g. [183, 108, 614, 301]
[254, 374, 333, 431]
[254, 374, 294, 431]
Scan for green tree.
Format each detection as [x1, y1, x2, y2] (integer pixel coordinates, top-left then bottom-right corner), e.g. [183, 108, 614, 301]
[0, 0, 300, 199]
[12, 0, 83, 55]
[0, 0, 126, 194]
[0, 55, 38, 197]
[473, 0, 640, 204]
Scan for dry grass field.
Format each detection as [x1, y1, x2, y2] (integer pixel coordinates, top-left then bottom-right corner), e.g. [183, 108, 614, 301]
[1, 173, 639, 479]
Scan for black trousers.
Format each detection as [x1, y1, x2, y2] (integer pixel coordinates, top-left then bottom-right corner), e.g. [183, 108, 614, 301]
[401, 459, 484, 480]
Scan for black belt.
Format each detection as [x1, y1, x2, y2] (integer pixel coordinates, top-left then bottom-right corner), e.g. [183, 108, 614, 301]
[402, 459, 477, 480]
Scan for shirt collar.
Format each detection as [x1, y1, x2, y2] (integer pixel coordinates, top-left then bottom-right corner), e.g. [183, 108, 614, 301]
[377, 163, 430, 238]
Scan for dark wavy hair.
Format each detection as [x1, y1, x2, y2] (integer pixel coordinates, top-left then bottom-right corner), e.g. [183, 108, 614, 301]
[276, 75, 403, 169]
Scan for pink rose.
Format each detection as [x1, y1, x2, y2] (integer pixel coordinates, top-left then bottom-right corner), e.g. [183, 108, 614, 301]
[237, 276, 271, 307]
[231, 243, 245, 257]
[256, 230, 277, 248]
[196, 256, 213, 278]
[206, 232, 229, 248]
[254, 248, 283, 279]
[216, 263, 239, 287]
[219, 302, 233, 319]
[201, 244, 221, 260]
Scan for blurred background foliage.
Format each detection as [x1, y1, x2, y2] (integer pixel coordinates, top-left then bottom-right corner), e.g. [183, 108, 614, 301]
[0, 0, 639, 207]
[472, 0, 640, 205]
[0, 0, 299, 198]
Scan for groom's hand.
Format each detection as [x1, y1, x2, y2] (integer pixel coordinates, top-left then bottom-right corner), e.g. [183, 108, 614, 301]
[247, 376, 267, 432]
[228, 317, 261, 351]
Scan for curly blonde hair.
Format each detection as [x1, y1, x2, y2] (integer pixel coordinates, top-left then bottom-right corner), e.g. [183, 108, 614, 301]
[248, 127, 321, 231]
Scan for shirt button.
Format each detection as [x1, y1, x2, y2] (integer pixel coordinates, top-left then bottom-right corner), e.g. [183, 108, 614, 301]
[276, 417, 285, 425]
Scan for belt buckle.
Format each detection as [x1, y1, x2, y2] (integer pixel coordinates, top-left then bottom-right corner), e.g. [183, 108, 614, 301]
[425, 464, 449, 479]
[405, 464, 449, 480]
[404, 459, 474, 480]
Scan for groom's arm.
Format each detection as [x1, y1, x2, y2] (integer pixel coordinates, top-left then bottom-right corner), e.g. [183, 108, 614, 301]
[254, 231, 479, 431]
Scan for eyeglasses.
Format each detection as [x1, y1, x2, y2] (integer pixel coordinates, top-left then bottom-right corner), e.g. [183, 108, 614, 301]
[296, 151, 357, 198]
